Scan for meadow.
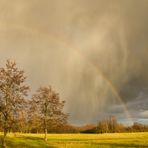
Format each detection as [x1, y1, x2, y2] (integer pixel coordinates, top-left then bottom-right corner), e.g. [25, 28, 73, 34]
[0, 132, 148, 148]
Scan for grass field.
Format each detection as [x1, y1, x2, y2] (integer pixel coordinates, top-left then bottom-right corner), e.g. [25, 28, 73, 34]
[0, 132, 148, 148]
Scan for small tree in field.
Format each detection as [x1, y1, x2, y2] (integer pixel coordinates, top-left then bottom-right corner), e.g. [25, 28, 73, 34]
[0, 60, 29, 147]
[32, 86, 67, 141]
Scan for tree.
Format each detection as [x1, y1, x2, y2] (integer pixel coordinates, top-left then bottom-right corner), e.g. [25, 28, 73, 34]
[132, 122, 145, 132]
[108, 116, 118, 133]
[32, 86, 68, 141]
[0, 60, 29, 147]
[96, 116, 121, 133]
[97, 119, 109, 133]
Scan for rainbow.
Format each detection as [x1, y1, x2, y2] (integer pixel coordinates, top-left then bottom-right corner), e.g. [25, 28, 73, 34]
[0, 22, 133, 123]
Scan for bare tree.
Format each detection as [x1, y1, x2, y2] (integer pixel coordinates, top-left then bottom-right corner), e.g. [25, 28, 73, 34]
[0, 60, 29, 147]
[32, 86, 68, 141]
[97, 119, 109, 133]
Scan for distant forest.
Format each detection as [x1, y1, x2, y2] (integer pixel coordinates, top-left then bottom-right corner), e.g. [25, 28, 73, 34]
[0, 60, 148, 146]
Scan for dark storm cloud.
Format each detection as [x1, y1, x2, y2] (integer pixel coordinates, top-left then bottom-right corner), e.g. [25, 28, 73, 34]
[0, 0, 148, 124]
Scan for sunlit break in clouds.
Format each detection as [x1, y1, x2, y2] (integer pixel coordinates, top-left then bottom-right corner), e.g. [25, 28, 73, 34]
[0, 0, 148, 125]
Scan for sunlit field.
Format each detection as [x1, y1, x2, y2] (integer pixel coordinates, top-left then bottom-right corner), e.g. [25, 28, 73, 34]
[0, 132, 148, 148]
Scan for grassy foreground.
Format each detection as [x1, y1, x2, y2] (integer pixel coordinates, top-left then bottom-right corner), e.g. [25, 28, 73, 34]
[0, 132, 148, 148]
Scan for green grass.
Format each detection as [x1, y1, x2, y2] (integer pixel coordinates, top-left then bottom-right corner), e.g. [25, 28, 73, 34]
[0, 132, 148, 148]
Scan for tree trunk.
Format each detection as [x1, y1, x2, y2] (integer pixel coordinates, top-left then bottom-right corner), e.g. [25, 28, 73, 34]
[2, 129, 7, 148]
[44, 128, 47, 141]
[44, 104, 48, 141]
[44, 116, 47, 141]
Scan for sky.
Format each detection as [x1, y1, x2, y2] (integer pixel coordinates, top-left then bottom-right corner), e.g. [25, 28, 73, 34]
[0, 0, 148, 125]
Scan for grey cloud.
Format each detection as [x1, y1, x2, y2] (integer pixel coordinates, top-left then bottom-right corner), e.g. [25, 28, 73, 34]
[0, 0, 148, 124]
[140, 111, 148, 118]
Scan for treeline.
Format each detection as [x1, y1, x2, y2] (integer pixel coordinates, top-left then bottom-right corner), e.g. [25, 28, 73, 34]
[1, 114, 147, 134]
[77, 116, 148, 133]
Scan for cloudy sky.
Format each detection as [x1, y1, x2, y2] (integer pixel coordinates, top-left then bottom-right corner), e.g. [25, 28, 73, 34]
[0, 0, 148, 125]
